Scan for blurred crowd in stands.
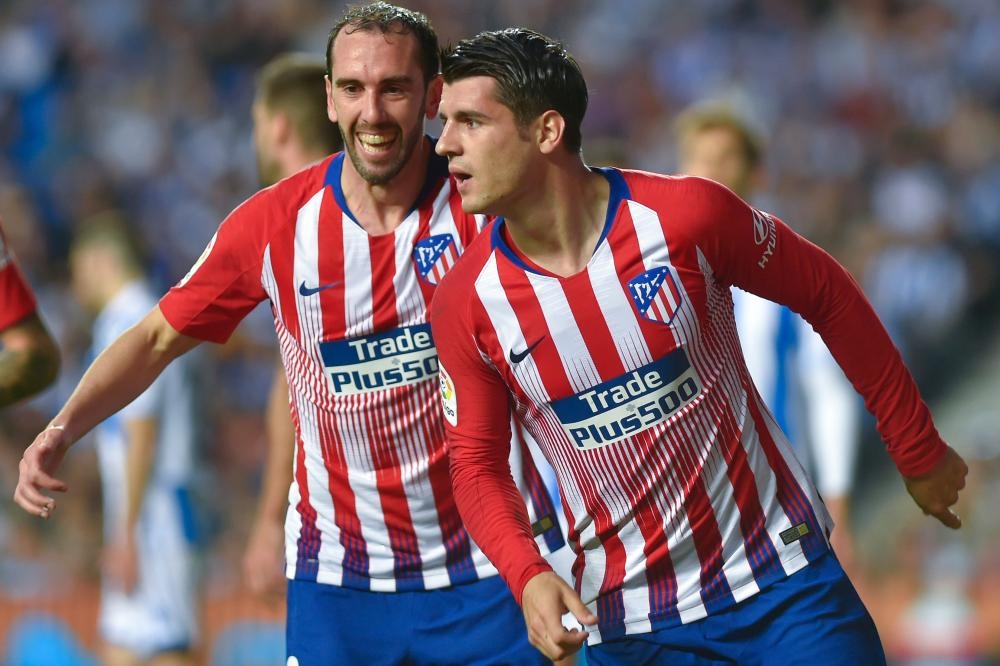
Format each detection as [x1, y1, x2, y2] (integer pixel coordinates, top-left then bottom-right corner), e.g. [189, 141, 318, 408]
[1, 0, 999, 663]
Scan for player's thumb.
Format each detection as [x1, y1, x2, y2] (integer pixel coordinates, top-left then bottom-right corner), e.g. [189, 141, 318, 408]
[936, 506, 962, 530]
[563, 589, 597, 625]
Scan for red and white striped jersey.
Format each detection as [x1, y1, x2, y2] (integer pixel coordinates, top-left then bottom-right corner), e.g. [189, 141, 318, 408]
[0, 219, 37, 331]
[160, 146, 563, 592]
[431, 168, 946, 642]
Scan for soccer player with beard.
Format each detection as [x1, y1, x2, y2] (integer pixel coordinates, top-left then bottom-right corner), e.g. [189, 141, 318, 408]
[0, 217, 59, 408]
[430, 28, 968, 664]
[14, 6, 562, 664]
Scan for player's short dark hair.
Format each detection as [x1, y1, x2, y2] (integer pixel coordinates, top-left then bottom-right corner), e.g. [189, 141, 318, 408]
[441, 28, 588, 154]
[326, 2, 440, 85]
[256, 53, 342, 156]
[674, 106, 764, 170]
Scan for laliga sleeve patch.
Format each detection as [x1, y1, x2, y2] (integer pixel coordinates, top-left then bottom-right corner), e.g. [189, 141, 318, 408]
[177, 231, 218, 288]
[439, 363, 458, 426]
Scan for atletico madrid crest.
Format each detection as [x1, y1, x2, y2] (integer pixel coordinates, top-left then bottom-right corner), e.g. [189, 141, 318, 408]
[627, 266, 683, 324]
[413, 234, 459, 285]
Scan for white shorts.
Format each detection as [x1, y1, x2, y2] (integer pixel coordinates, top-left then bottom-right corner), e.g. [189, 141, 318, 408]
[99, 485, 201, 658]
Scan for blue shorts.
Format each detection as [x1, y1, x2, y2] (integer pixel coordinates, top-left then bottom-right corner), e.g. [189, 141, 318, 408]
[286, 575, 547, 665]
[586, 553, 886, 665]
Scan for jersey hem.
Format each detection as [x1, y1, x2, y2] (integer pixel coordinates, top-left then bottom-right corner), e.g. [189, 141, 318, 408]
[584, 548, 822, 645]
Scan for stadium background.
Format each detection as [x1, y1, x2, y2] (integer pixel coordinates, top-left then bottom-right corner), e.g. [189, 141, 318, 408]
[1, 0, 998, 663]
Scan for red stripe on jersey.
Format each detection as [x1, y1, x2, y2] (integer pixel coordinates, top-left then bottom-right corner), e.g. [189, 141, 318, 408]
[318, 398, 371, 584]
[667, 413, 731, 608]
[744, 379, 826, 561]
[562, 273, 626, 379]
[369, 234, 399, 331]
[312, 190, 369, 581]
[495, 260, 571, 397]
[318, 189, 348, 332]
[364, 232, 426, 582]
[364, 386, 423, 583]
[627, 427, 679, 620]
[717, 380, 784, 581]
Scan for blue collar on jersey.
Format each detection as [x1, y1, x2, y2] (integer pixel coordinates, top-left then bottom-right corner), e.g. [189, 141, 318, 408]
[490, 166, 631, 274]
[323, 136, 450, 226]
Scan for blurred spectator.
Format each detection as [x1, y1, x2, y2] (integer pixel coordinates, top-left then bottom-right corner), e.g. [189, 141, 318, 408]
[68, 213, 207, 665]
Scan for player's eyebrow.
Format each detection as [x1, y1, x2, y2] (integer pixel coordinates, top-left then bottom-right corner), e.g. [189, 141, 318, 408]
[334, 75, 416, 89]
[439, 110, 490, 124]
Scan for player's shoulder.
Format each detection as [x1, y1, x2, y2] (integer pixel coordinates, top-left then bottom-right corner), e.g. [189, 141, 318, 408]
[617, 168, 735, 207]
[615, 169, 749, 237]
[263, 154, 337, 208]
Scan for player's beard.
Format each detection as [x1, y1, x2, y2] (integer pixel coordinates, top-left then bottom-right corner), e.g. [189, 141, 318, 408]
[343, 114, 423, 186]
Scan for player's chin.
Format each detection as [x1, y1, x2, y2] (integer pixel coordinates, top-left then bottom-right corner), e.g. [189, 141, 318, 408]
[459, 195, 490, 216]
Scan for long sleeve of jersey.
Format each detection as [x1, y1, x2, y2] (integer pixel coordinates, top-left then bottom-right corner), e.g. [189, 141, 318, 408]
[674, 177, 945, 477]
[430, 286, 552, 604]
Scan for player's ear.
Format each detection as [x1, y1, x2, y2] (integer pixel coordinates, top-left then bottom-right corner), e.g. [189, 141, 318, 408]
[425, 74, 443, 119]
[326, 75, 338, 123]
[273, 111, 292, 147]
[536, 110, 565, 155]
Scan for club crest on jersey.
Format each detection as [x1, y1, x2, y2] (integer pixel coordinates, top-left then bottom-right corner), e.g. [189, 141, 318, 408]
[627, 266, 682, 325]
[413, 234, 459, 285]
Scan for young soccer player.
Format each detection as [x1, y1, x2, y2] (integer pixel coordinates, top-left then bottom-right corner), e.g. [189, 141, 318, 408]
[431, 27, 967, 664]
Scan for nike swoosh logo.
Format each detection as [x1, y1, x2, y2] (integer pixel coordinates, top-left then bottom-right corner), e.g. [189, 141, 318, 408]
[298, 280, 340, 297]
[509, 337, 545, 365]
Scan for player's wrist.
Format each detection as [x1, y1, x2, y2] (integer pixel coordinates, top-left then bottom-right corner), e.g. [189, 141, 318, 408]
[513, 561, 556, 605]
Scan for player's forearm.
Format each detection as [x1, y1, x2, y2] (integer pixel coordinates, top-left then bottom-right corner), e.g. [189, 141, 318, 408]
[257, 369, 295, 523]
[53, 307, 199, 444]
[0, 314, 60, 407]
[123, 418, 157, 532]
[796, 267, 945, 476]
[449, 435, 552, 604]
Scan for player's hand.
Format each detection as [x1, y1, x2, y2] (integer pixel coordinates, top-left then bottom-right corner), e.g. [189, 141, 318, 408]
[243, 517, 286, 603]
[903, 445, 968, 529]
[13, 425, 71, 518]
[520, 571, 597, 661]
[103, 532, 139, 594]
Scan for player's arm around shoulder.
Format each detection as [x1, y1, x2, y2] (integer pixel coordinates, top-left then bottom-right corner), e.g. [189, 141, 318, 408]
[14, 306, 200, 518]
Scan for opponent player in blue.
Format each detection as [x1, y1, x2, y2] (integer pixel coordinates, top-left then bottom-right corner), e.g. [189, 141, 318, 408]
[676, 105, 860, 564]
[70, 216, 204, 666]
